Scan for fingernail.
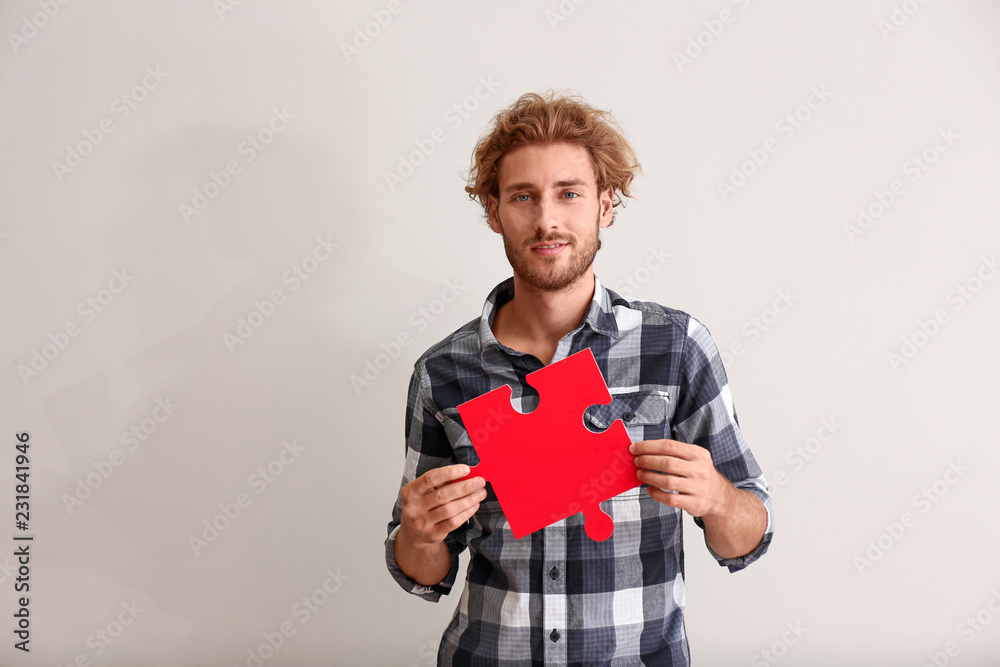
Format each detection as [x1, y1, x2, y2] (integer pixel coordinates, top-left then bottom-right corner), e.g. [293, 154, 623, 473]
[628, 443, 636, 454]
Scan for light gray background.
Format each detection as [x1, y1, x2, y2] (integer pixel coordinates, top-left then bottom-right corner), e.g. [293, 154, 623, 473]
[2, 1, 999, 665]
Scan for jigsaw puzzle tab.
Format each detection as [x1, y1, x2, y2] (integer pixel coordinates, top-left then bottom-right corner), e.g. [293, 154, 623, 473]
[458, 348, 640, 541]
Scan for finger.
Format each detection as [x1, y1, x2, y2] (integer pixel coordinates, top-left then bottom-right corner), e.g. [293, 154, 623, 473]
[421, 477, 486, 513]
[629, 440, 691, 456]
[633, 454, 693, 477]
[433, 499, 483, 537]
[404, 495, 483, 544]
[638, 469, 694, 495]
[426, 487, 488, 527]
[646, 485, 691, 510]
[419, 464, 475, 493]
[630, 439, 697, 458]
[629, 439, 666, 456]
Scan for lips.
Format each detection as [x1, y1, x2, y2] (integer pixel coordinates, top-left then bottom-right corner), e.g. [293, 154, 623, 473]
[530, 237, 571, 255]
[532, 242, 567, 256]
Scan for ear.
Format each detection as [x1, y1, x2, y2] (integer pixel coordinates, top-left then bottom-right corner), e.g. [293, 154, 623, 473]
[487, 194, 503, 234]
[598, 187, 615, 228]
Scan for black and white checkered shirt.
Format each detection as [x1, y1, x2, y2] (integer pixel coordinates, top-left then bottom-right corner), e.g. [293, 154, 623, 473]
[386, 276, 773, 666]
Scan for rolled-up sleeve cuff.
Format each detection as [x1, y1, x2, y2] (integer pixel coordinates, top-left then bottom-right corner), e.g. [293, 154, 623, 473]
[694, 484, 774, 573]
[384, 525, 461, 602]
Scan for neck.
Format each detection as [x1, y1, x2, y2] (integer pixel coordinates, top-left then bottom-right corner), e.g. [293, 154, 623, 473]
[492, 271, 596, 364]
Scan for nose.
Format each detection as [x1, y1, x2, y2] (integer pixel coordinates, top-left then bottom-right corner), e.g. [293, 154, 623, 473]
[535, 196, 561, 232]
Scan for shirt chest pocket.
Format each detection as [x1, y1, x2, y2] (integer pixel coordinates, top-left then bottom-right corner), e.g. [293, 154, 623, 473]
[583, 389, 669, 444]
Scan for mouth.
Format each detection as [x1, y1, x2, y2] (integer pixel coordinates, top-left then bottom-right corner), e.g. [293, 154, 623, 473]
[531, 241, 569, 256]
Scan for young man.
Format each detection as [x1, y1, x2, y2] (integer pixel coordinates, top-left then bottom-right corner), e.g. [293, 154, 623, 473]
[385, 92, 773, 666]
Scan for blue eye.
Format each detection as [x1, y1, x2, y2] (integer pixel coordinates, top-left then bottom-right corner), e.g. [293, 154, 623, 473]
[515, 194, 530, 202]
[564, 192, 579, 198]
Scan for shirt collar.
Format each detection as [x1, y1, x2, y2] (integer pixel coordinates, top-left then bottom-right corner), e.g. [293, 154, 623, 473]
[478, 275, 620, 357]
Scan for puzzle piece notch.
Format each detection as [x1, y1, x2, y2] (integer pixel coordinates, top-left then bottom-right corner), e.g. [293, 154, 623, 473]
[458, 348, 640, 541]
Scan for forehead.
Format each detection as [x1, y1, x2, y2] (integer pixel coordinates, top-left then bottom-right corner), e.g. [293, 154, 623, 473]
[497, 142, 597, 187]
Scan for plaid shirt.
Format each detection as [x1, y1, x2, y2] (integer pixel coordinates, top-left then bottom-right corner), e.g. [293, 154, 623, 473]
[385, 277, 773, 666]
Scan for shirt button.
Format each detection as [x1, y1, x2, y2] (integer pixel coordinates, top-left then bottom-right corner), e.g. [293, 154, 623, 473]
[549, 566, 560, 579]
[622, 411, 635, 421]
[550, 629, 560, 642]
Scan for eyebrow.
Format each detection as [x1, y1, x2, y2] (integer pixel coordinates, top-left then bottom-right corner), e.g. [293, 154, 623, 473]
[502, 179, 590, 194]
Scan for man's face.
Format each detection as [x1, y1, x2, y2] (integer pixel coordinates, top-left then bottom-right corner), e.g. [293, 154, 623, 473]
[488, 142, 614, 293]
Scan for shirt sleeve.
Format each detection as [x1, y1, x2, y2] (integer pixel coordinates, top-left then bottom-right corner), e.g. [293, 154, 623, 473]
[670, 316, 774, 573]
[384, 363, 470, 601]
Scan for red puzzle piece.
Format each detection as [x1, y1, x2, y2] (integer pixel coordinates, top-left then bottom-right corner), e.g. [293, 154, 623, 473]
[458, 348, 640, 541]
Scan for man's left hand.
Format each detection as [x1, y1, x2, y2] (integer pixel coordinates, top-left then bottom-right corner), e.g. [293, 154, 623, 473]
[630, 439, 735, 518]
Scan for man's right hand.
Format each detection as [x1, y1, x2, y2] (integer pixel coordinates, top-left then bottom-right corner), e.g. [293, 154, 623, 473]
[394, 465, 487, 585]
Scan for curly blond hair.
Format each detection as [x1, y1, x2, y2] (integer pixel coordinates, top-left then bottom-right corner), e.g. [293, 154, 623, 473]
[465, 91, 640, 223]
